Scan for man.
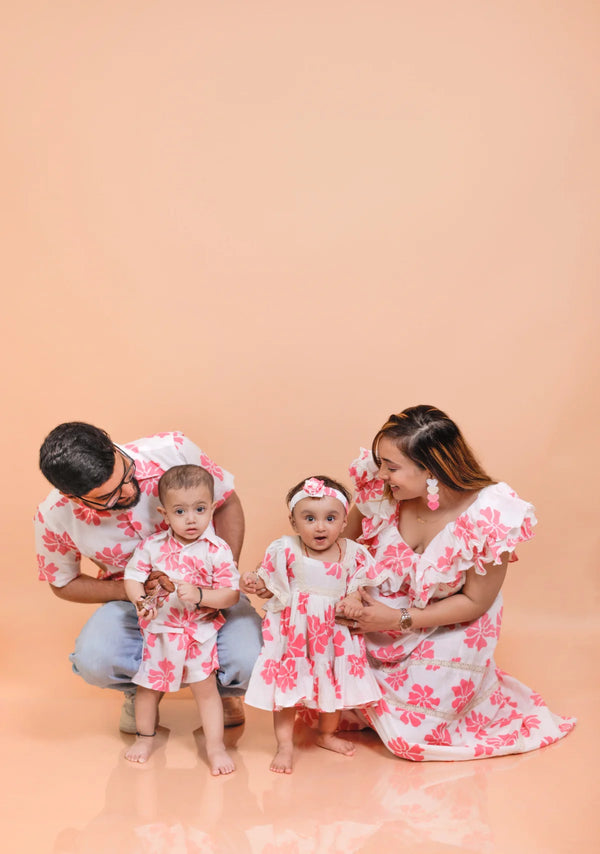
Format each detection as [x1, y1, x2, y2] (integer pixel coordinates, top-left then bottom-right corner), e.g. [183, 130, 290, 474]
[35, 422, 262, 732]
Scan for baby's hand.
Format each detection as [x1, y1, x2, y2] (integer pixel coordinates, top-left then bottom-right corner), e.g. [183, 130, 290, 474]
[135, 597, 158, 621]
[337, 593, 364, 620]
[177, 582, 201, 607]
[240, 571, 259, 594]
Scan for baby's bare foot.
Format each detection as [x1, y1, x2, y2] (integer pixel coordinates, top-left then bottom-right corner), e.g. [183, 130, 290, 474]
[270, 743, 293, 774]
[207, 744, 235, 776]
[125, 735, 156, 764]
[316, 732, 355, 756]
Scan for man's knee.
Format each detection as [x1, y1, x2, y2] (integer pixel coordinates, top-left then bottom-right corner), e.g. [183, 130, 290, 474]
[70, 600, 141, 689]
[216, 596, 262, 692]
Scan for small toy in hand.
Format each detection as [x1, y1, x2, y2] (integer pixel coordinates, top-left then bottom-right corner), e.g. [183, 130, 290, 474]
[137, 570, 175, 617]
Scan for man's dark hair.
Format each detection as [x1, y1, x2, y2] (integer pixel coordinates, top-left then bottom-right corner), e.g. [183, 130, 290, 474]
[39, 422, 116, 496]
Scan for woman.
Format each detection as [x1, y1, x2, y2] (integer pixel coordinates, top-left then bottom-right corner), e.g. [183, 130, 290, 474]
[338, 405, 575, 760]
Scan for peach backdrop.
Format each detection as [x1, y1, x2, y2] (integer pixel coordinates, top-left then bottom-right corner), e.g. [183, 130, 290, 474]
[2, 1, 599, 678]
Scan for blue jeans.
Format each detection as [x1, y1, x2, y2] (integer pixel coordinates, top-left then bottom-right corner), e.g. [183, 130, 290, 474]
[69, 595, 262, 698]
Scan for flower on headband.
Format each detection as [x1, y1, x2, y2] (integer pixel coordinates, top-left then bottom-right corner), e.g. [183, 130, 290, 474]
[303, 478, 325, 497]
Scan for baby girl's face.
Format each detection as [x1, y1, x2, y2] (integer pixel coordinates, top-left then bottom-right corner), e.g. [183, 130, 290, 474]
[289, 495, 347, 554]
[159, 484, 215, 544]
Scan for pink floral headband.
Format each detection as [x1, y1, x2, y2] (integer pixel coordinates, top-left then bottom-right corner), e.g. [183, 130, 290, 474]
[288, 477, 349, 511]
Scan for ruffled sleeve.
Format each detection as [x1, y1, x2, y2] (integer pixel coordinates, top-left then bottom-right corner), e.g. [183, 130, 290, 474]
[257, 536, 298, 612]
[344, 540, 395, 593]
[348, 448, 397, 543]
[408, 482, 537, 608]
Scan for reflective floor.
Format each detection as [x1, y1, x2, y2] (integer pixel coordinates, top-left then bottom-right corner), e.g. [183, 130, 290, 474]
[3, 616, 597, 853]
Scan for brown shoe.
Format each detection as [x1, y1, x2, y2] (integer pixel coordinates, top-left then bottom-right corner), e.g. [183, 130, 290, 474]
[222, 696, 245, 727]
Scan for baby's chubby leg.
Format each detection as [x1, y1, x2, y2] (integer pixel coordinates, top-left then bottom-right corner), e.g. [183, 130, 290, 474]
[271, 707, 296, 774]
[125, 686, 159, 764]
[317, 711, 355, 756]
[190, 674, 235, 776]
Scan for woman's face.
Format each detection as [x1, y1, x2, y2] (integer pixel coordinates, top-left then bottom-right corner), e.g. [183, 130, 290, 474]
[376, 436, 429, 501]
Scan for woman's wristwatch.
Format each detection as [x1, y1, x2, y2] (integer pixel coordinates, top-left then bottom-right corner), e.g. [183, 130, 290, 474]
[399, 607, 413, 631]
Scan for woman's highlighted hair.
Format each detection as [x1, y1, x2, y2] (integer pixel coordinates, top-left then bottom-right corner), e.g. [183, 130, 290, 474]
[372, 405, 495, 492]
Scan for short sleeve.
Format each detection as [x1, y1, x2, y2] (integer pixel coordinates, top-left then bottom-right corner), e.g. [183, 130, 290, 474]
[124, 541, 154, 583]
[257, 537, 297, 611]
[35, 498, 82, 587]
[348, 448, 396, 542]
[210, 541, 240, 590]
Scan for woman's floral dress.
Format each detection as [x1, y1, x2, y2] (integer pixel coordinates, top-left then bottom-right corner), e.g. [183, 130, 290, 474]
[245, 535, 388, 713]
[348, 449, 576, 760]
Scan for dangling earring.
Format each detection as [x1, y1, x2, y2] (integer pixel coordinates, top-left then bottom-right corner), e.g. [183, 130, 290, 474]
[426, 478, 439, 511]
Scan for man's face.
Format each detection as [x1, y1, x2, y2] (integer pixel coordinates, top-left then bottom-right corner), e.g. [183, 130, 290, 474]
[73, 449, 141, 511]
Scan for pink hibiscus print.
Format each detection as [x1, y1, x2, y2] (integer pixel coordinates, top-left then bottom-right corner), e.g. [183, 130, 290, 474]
[37, 555, 59, 582]
[387, 737, 425, 761]
[382, 542, 414, 572]
[135, 460, 164, 495]
[348, 654, 366, 678]
[296, 591, 309, 614]
[261, 552, 277, 576]
[261, 658, 279, 685]
[116, 513, 142, 538]
[474, 744, 495, 757]
[520, 517, 534, 540]
[407, 683, 440, 710]
[332, 630, 346, 656]
[436, 546, 456, 573]
[451, 678, 476, 712]
[477, 507, 510, 541]
[284, 547, 295, 579]
[520, 715, 541, 737]
[262, 616, 274, 642]
[202, 645, 219, 675]
[280, 607, 291, 637]
[465, 710, 492, 738]
[385, 669, 409, 691]
[453, 514, 477, 547]
[199, 453, 224, 481]
[159, 537, 183, 572]
[464, 613, 497, 651]
[73, 505, 110, 525]
[42, 528, 78, 555]
[424, 723, 452, 746]
[148, 658, 176, 690]
[307, 615, 331, 656]
[212, 561, 235, 587]
[285, 625, 306, 658]
[94, 543, 132, 569]
[398, 708, 426, 727]
[325, 562, 343, 580]
[276, 657, 298, 693]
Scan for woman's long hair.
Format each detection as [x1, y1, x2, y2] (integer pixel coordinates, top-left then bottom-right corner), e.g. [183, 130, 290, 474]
[372, 405, 495, 492]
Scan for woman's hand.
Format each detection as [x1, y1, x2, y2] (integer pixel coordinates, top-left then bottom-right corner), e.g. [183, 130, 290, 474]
[335, 588, 400, 633]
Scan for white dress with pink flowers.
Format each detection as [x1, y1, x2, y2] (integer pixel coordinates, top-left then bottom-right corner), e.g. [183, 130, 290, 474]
[125, 526, 239, 692]
[347, 449, 576, 761]
[245, 536, 387, 713]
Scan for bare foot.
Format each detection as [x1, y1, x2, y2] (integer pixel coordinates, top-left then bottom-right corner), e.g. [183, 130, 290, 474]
[316, 732, 355, 756]
[270, 743, 294, 774]
[207, 744, 235, 776]
[125, 735, 156, 764]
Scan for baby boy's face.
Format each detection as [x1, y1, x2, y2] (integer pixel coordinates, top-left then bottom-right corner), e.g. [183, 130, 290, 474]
[160, 484, 215, 544]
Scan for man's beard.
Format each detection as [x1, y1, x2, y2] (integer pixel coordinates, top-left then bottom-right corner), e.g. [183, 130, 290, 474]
[111, 478, 142, 510]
